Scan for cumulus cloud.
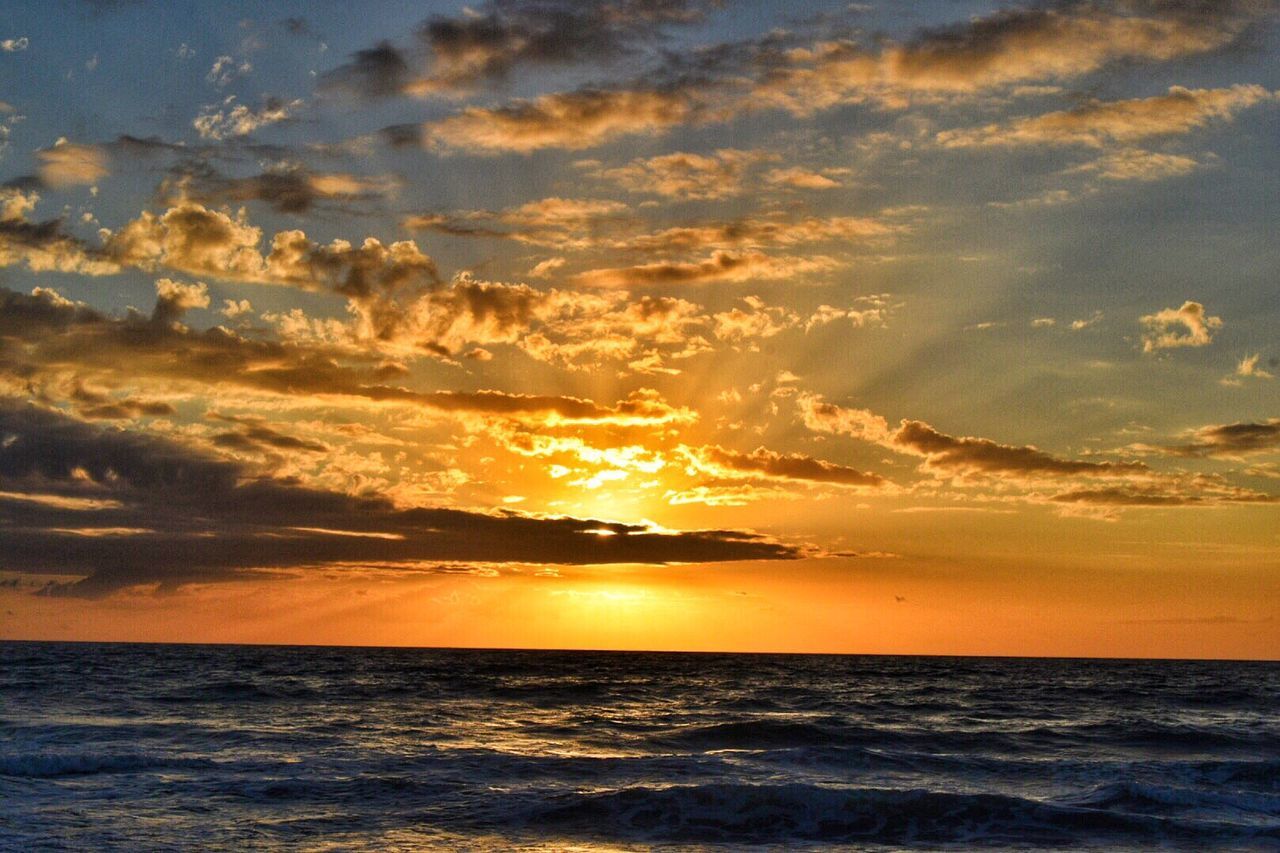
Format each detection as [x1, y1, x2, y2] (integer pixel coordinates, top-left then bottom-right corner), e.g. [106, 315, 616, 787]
[1140, 301, 1222, 352]
[101, 200, 442, 344]
[797, 393, 892, 443]
[0, 284, 693, 426]
[0, 216, 119, 276]
[192, 96, 303, 140]
[0, 187, 38, 221]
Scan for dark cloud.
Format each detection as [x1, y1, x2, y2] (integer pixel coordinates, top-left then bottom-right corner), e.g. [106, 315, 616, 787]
[1160, 419, 1280, 458]
[0, 400, 799, 596]
[695, 445, 887, 487]
[418, 0, 711, 89]
[171, 164, 391, 215]
[0, 216, 117, 275]
[319, 42, 414, 98]
[893, 420, 1149, 479]
[207, 413, 329, 454]
[70, 384, 174, 421]
[320, 0, 712, 99]
[1050, 485, 1276, 506]
[380, 123, 425, 148]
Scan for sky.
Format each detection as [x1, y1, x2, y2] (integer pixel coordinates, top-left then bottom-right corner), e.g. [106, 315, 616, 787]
[0, 0, 1277, 658]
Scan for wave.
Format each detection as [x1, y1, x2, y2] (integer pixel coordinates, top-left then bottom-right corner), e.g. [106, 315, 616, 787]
[518, 782, 1276, 845]
[1077, 780, 1280, 817]
[0, 751, 213, 778]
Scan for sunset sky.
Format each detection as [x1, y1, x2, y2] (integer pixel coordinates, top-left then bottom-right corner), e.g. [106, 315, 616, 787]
[1, 0, 1277, 657]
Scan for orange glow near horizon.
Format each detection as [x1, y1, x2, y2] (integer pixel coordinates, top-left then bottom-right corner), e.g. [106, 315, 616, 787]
[1, 0, 1278, 658]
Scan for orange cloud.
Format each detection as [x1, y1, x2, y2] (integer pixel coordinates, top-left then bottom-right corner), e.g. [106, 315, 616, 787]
[937, 85, 1274, 148]
[1140, 301, 1222, 352]
[426, 88, 695, 153]
[571, 250, 839, 288]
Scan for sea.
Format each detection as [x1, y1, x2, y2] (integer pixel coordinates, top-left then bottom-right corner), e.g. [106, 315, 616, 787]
[1, 642, 1278, 851]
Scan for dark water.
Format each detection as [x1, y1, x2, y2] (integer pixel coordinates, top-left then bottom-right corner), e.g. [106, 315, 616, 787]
[2, 643, 1278, 851]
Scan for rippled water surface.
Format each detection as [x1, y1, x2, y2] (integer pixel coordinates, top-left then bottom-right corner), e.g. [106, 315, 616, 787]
[2, 642, 1278, 850]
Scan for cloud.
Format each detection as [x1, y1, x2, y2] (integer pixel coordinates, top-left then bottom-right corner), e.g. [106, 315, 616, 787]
[571, 250, 838, 288]
[798, 394, 1146, 480]
[411, 203, 900, 256]
[192, 96, 304, 140]
[414, 0, 708, 93]
[426, 87, 696, 153]
[178, 165, 397, 214]
[104, 201, 268, 280]
[528, 257, 566, 278]
[712, 297, 795, 341]
[1070, 148, 1203, 182]
[321, 0, 710, 99]
[406, 196, 628, 248]
[391, 0, 1266, 153]
[748, 0, 1258, 115]
[796, 393, 1277, 511]
[1049, 485, 1270, 507]
[764, 167, 841, 189]
[1233, 353, 1274, 381]
[613, 214, 902, 253]
[682, 444, 887, 488]
[37, 140, 109, 188]
[320, 42, 413, 98]
[206, 55, 251, 88]
[0, 400, 800, 596]
[891, 419, 1147, 480]
[102, 201, 442, 343]
[1158, 419, 1280, 458]
[207, 412, 329, 454]
[936, 85, 1275, 148]
[0, 217, 119, 276]
[0, 187, 38, 221]
[0, 284, 693, 426]
[590, 149, 772, 199]
[69, 383, 174, 421]
[151, 278, 210, 326]
[1140, 301, 1222, 352]
[797, 394, 891, 443]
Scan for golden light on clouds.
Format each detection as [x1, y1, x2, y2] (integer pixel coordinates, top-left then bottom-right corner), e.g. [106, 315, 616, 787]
[0, 0, 1277, 658]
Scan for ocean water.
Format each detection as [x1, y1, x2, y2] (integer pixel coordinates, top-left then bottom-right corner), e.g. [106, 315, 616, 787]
[1, 643, 1278, 851]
